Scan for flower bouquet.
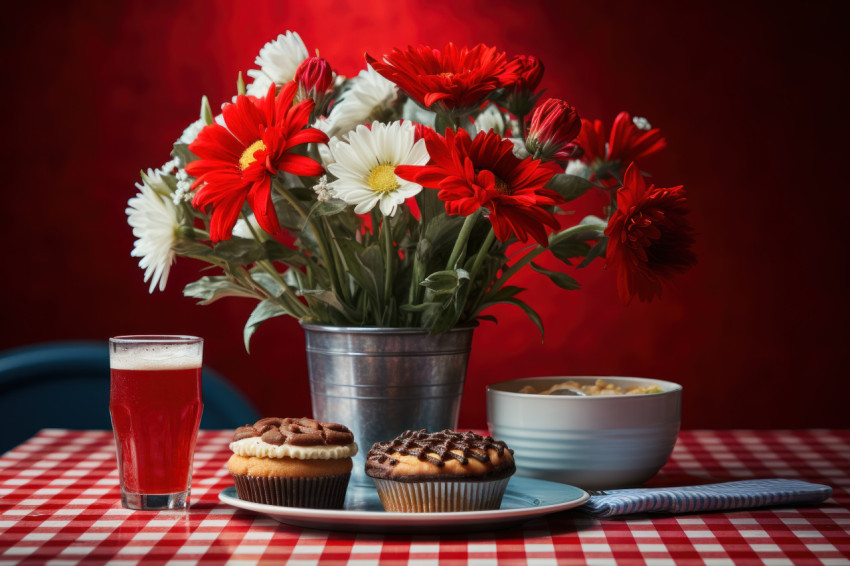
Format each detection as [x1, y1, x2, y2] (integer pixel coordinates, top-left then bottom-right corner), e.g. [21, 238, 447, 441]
[127, 31, 696, 349]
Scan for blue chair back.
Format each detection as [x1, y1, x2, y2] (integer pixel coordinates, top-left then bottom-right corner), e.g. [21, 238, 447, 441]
[0, 341, 259, 454]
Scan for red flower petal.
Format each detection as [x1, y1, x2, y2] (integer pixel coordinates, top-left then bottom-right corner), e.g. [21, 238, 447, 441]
[396, 128, 561, 245]
[188, 82, 327, 241]
[604, 163, 696, 303]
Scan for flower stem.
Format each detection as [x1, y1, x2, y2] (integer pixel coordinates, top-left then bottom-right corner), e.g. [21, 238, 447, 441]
[256, 261, 310, 318]
[445, 209, 481, 271]
[273, 181, 342, 300]
[462, 228, 496, 316]
[518, 113, 528, 140]
[468, 229, 496, 283]
[381, 214, 394, 319]
[322, 217, 352, 304]
[237, 213, 309, 317]
[486, 223, 594, 298]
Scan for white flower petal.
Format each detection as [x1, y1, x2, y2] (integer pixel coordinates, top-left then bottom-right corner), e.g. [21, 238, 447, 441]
[324, 66, 397, 137]
[326, 119, 430, 217]
[247, 31, 308, 90]
[354, 197, 380, 214]
[126, 169, 180, 293]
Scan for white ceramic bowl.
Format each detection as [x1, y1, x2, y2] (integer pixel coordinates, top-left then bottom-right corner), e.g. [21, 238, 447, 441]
[486, 376, 682, 489]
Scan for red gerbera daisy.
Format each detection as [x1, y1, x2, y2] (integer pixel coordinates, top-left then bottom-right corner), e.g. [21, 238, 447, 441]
[186, 82, 328, 241]
[395, 128, 562, 246]
[526, 98, 581, 161]
[502, 54, 545, 118]
[503, 54, 544, 94]
[365, 43, 513, 116]
[605, 163, 696, 303]
[577, 111, 666, 169]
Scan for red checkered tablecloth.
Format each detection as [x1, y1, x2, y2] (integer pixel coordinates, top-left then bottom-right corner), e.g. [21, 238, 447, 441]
[0, 429, 848, 565]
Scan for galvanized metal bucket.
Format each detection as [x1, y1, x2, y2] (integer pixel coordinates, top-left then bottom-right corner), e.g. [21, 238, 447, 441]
[302, 323, 476, 485]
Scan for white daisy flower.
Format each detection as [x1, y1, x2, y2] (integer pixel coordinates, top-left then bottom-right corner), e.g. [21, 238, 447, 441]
[632, 116, 652, 131]
[509, 137, 530, 159]
[325, 66, 397, 137]
[179, 118, 206, 145]
[311, 117, 338, 166]
[245, 73, 274, 98]
[126, 170, 180, 293]
[474, 104, 506, 136]
[246, 31, 308, 96]
[232, 213, 269, 239]
[565, 160, 591, 179]
[326, 120, 428, 216]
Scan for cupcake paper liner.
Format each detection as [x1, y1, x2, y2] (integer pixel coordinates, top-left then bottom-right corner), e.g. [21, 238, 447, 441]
[231, 473, 350, 509]
[372, 477, 511, 512]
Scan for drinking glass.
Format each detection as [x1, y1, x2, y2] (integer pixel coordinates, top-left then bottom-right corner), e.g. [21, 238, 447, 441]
[109, 335, 204, 510]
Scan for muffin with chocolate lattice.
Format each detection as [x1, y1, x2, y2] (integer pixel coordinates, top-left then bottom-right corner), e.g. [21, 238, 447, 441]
[365, 429, 515, 512]
[227, 417, 357, 508]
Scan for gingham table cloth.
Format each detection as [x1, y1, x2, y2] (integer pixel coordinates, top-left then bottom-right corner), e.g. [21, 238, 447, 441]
[1, 430, 848, 565]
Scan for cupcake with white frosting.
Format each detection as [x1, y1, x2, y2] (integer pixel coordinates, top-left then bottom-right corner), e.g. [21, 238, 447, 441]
[227, 417, 357, 508]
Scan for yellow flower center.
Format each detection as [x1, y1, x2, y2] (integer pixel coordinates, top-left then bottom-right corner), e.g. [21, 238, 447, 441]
[239, 140, 267, 170]
[367, 164, 400, 193]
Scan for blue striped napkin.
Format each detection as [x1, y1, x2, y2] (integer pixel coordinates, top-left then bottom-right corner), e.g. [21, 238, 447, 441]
[579, 478, 833, 518]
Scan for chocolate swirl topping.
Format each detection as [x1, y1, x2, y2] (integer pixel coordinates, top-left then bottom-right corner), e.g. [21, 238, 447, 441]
[233, 417, 354, 447]
[367, 429, 512, 468]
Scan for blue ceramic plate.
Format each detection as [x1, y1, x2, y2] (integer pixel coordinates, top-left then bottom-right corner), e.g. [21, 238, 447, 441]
[218, 477, 588, 533]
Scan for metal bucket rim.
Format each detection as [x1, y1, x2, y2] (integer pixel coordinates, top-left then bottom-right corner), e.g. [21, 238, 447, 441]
[300, 322, 478, 335]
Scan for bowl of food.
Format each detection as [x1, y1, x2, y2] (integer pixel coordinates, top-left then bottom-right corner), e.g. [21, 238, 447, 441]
[486, 376, 682, 489]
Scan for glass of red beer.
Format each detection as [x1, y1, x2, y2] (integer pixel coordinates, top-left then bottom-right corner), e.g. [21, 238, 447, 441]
[109, 335, 203, 510]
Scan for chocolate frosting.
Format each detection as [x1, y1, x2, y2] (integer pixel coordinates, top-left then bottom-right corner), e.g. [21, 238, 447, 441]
[365, 429, 514, 480]
[233, 417, 354, 447]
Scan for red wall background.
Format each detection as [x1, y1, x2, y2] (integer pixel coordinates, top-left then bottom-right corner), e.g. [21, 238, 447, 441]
[2, 0, 848, 430]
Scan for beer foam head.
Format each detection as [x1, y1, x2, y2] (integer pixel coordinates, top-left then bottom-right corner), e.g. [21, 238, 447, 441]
[110, 337, 202, 370]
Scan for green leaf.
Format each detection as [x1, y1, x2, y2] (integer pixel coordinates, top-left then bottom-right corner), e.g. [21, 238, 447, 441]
[359, 245, 385, 300]
[476, 314, 498, 324]
[503, 298, 545, 340]
[415, 188, 445, 224]
[170, 142, 198, 168]
[417, 213, 464, 267]
[548, 240, 591, 266]
[335, 239, 370, 294]
[183, 276, 258, 305]
[307, 198, 349, 220]
[263, 240, 308, 267]
[482, 285, 524, 305]
[420, 268, 469, 295]
[237, 72, 246, 96]
[243, 299, 289, 352]
[546, 174, 595, 202]
[246, 270, 284, 296]
[427, 302, 461, 334]
[282, 267, 305, 290]
[298, 289, 356, 321]
[578, 214, 607, 232]
[530, 262, 581, 290]
[173, 239, 217, 263]
[399, 302, 442, 313]
[213, 237, 269, 266]
[200, 95, 214, 125]
[389, 204, 416, 244]
[577, 236, 609, 269]
[335, 240, 383, 303]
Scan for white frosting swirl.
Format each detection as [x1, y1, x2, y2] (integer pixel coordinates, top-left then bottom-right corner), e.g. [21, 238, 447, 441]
[229, 437, 358, 460]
